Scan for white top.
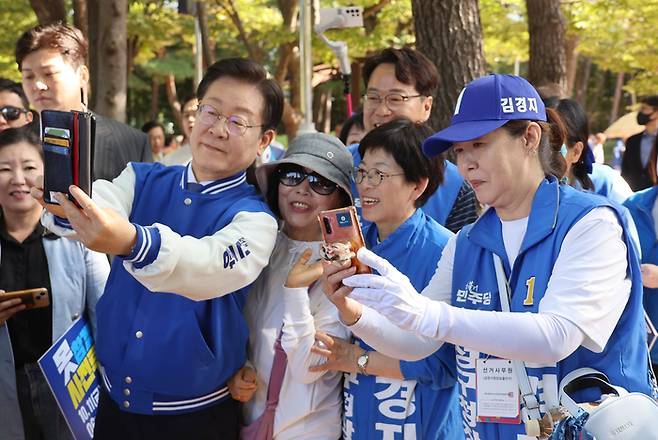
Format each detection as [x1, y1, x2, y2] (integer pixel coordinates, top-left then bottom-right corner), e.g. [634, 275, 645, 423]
[244, 233, 349, 440]
[501, 216, 528, 269]
[350, 207, 630, 364]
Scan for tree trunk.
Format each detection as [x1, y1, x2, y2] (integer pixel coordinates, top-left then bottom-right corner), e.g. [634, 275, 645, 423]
[165, 75, 184, 133]
[274, 0, 302, 139]
[89, 0, 128, 122]
[575, 56, 592, 109]
[565, 34, 578, 97]
[526, 0, 567, 91]
[412, 0, 486, 130]
[196, 1, 214, 69]
[313, 85, 332, 134]
[73, 0, 88, 41]
[28, 0, 66, 25]
[610, 71, 625, 125]
[88, 0, 99, 111]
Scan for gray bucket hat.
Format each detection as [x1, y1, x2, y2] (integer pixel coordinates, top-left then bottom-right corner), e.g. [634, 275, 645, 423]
[256, 132, 354, 202]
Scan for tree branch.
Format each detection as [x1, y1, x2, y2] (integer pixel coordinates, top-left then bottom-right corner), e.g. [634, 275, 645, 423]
[215, 0, 260, 62]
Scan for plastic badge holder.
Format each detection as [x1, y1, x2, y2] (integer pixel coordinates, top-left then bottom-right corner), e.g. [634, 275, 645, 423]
[41, 109, 95, 205]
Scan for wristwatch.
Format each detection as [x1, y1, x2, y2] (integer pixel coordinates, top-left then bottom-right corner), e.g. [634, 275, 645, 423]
[357, 351, 370, 376]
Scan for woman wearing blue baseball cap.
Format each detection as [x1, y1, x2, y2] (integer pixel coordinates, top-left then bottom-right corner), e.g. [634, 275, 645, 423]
[321, 74, 653, 438]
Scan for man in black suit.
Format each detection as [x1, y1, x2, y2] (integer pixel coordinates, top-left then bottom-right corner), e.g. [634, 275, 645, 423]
[15, 23, 151, 182]
[622, 95, 658, 191]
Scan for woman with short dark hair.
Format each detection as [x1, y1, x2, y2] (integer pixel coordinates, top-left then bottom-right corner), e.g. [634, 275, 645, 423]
[312, 119, 462, 439]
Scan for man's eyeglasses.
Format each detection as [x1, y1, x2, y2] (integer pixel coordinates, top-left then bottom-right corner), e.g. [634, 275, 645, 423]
[362, 93, 424, 110]
[0, 106, 29, 122]
[354, 167, 405, 187]
[278, 166, 338, 195]
[197, 104, 262, 137]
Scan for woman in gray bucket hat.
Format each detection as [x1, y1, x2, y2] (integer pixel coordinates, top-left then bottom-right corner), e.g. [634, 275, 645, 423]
[228, 132, 353, 439]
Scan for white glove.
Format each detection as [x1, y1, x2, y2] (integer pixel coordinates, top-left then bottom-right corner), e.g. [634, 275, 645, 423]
[343, 247, 442, 338]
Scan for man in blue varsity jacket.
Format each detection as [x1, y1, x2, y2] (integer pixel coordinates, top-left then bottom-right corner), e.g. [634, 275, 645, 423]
[33, 58, 283, 440]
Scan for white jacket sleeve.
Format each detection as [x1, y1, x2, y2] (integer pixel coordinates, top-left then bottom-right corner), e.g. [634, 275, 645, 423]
[123, 211, 278, 301]
[281, 284, 349, 384]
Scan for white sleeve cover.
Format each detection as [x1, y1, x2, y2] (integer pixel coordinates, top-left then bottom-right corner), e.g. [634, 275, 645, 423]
[124, 211, 278, 301]
[281, 285, 349, 384]
[423, 207, 628, 362]
[347, 235, 458, 361]
[435, 306, 585, 363]
[351, 207, 631, 363]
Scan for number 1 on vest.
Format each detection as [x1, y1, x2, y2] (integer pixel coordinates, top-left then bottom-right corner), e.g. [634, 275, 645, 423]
[524, 276, 535, 306]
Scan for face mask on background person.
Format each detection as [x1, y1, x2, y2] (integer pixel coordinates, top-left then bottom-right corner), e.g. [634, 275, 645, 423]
[637, 111, 654, 126]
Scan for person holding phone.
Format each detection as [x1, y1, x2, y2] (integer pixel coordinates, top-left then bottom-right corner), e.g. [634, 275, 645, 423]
[227, 133, 353, 439]
[0, 126, 109, 440]
[32, 58, 282, 440]
[322, 74, 653, 439]
[310, 119, 462, 440]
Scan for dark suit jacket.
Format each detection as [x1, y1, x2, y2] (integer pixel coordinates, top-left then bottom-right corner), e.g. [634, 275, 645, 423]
[622, 132, 654, 191]
[93, 114, 152, 182]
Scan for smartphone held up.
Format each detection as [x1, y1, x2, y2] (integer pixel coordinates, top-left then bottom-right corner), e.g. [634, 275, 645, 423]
[318, 206, 370, 274]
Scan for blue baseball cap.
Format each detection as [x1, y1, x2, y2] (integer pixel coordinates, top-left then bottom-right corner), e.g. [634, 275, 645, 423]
[423, 74, 547, 157]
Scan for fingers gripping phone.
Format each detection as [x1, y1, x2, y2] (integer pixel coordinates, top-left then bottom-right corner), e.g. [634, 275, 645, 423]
[0, 288, 50, 310]
[318, 206, 370, 274]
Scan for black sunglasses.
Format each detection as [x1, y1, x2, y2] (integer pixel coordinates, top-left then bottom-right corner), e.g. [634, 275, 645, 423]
[0, 106, 29, 122]
[277, 166, 338, 195]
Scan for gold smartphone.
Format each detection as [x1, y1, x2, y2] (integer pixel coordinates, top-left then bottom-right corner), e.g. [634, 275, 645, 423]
[318, 206, 370, 274]
[0, 288, 50, 310]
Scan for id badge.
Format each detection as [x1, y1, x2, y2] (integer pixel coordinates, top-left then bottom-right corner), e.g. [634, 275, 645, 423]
[476, 358, 521, 424]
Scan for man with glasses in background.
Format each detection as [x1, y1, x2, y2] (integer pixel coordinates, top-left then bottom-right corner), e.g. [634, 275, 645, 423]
[349, 47, 479, 233]
[0, 78, 33, 132]
[15, 23, 151, 182]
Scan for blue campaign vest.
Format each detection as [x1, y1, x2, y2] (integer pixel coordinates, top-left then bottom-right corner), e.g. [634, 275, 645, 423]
[343, 209, 463, 440]
[95, 163, 273, 414]
[452, 178, 650, 440]
[589, 162, 630, 204]
[624, 186, 658, 360]
[348, 143, 464, 228]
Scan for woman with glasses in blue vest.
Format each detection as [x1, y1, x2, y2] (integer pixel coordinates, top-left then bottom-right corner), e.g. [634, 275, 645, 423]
[321, 74, 652, 439]
[311, 119, 462, 440]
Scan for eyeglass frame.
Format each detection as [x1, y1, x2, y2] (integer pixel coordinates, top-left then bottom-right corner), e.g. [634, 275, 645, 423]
[277, 166, 339, 196]
[354, 167, 405, 187]
[196, 104, 263, 136]
[362, 92, 425, 110]
[0, 106, 30, 122]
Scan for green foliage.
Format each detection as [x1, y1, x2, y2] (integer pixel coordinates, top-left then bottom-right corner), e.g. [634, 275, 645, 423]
[0, 0, 37, 80]
[480, 0, 528, 72]
[4, 0, 657, 127]
[564, 0, 658, 95]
